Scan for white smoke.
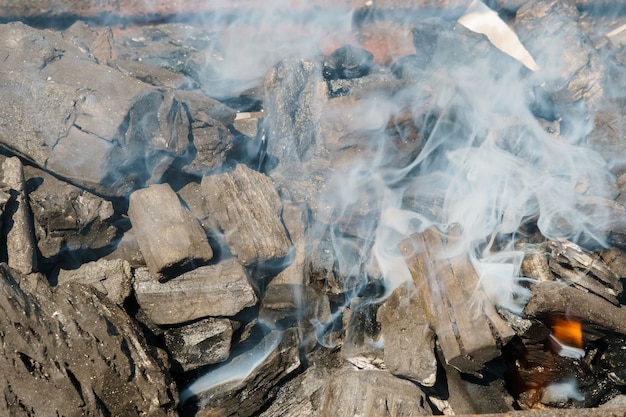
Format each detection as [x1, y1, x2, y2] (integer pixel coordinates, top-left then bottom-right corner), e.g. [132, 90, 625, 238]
[178, 0, 620, 399]
[323, 1, 618, 314]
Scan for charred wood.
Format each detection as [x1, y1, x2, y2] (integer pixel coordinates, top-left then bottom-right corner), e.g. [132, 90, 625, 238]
[190, 328, 302, 417]
[25, 165, 118, 264]
[0, 263, 177, 416]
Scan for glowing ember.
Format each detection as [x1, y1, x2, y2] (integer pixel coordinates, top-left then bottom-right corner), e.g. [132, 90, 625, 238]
[552, 316, 583, 349]
[550, 316, 585, 359]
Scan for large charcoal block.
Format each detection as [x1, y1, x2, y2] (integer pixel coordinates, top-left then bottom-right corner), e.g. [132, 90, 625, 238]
[0, 22, 189, 197]
[25, 165, 118, 261]
[201, 164, 291, 266]
[264, 58, 325, 166]
[399, 228, 514, 374]
[525, 281, 626, 335]
[133, 259, 257, 325]
[0, 264, 177, 416]
[128, 183, 213, 281]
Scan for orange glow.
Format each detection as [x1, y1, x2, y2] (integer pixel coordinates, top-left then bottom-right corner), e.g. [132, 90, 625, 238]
[552, 316, 583, 348]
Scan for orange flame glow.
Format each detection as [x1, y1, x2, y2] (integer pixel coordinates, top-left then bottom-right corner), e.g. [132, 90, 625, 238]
[552, 316, 583, 349]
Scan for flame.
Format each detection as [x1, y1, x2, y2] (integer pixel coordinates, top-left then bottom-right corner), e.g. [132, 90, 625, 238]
[549, 316, 585, 359]
[552, 316, 583, 349]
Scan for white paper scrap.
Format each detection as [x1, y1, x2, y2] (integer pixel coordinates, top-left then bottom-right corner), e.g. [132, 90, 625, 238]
[458, 0, 540, 71]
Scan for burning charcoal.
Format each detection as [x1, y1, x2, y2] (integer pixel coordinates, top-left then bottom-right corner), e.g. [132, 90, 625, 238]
[163, 317, 233, 373]
[377, 281, 438, 386]
[319, 369, 431, 417]
[25, 165, 118, 264]
[497, 307, 551, 342]
[437, 351, 516, 415]
[0, 23, 190, 197]
[549, 238, 623, 304]
[399, 227, 513, 374]
[183, 328, 301, 417]
[128, 183, 213, 281]
[0, 264, 177, 416]
[322, 45, 374, 80]
[524, 281, 626, 335]
[1, 157, 36, 275]
[133, 259, 257, 325]
[596, 335, 626, 386]
[56, 259, 132, 305]
[200, 164, 291, 266]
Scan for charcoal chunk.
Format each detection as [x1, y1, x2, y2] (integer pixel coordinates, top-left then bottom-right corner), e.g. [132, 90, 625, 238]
[201, 164, 291, 266]
[322, 45, 374, 80]
[128, 183, 213, 281]
[57, 259, 132, 305]
[133, 260, 257, 325]
[0, 23, 190, 197]
[26, 165, 118, 262]
[164, 317, 233, 373]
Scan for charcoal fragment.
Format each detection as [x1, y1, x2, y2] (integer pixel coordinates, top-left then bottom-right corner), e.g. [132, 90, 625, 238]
[322, 45, 374, 80]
